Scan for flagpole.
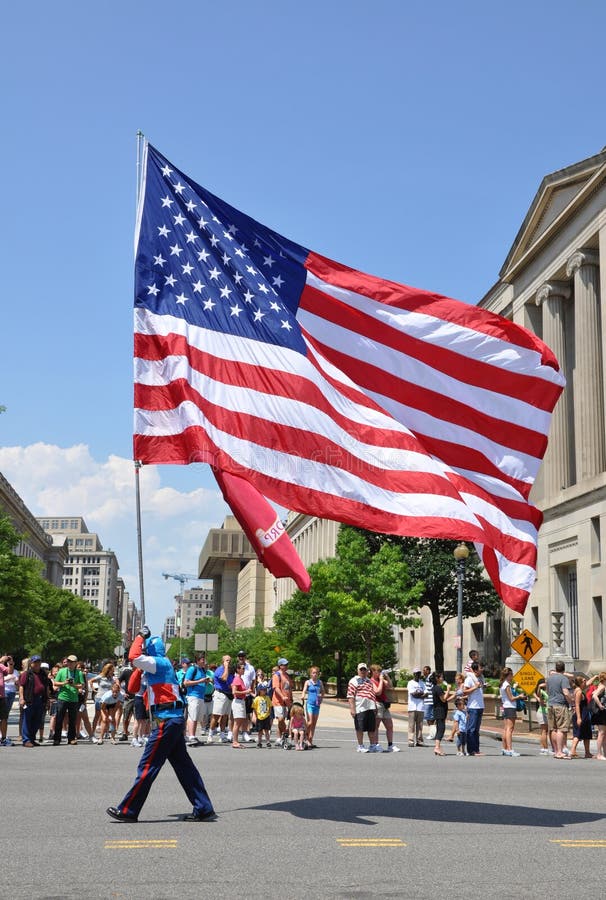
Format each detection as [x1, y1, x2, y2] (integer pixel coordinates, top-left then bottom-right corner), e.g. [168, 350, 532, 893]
[134, 130, 146, 625]
[134, 460, 146, 624]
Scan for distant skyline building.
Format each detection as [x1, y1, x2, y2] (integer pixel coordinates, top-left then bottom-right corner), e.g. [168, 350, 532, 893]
[37, 516, 122, 626]
[163, 614, 177, 645]
[0, 471, 67, 586]
[178, 583, 214, 638]
[198, 515, 257, 629]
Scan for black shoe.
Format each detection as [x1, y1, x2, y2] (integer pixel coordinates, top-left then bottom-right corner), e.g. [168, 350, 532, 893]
[184, 809, 217, 822]
[118, 734, 128, 742]
[106, 806, 138, 823]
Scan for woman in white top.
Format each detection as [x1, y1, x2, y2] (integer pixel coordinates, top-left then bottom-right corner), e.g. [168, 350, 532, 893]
[499, 667, 525, 757]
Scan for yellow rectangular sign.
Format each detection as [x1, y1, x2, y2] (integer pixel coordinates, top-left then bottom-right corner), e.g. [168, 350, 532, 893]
[512, 661, 543, 695]
[510, 628, 543, 660]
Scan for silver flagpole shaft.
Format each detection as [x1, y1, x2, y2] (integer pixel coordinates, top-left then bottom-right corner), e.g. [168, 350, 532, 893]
[134, 460, 146, 624]
[134, 130, 146, 625]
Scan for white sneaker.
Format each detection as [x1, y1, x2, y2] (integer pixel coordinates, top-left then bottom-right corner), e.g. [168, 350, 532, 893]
[227, 731, 233, 741]
[206, 734, 214, 744]
[130, 738, 140, 747]
[539, 748, 550, 755]
[386, 745, 401, 753]
[187, 737, 199, 746]
[368, 744, 384, 753]
[356, 745, 369, 753]
[457, 751, 463, 756]
[242, 732, 252, 743]
[220, 732, 230, 744]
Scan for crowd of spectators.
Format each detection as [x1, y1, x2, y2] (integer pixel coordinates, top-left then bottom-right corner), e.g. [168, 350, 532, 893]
[2, 649, 606, 760]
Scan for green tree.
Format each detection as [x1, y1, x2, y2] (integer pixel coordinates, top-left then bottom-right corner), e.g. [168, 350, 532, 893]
[34, 580, 122, 663]
[359, 532, 500, 672]
[274, 526, 423, 676]
[0, 515, 47, 649]
[0, 513, 121, 661]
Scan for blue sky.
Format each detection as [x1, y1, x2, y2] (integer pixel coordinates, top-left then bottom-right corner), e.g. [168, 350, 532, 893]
[1, 1, 605, 630]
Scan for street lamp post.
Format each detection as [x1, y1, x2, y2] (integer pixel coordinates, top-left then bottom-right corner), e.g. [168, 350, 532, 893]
[454, 542, 470, 674]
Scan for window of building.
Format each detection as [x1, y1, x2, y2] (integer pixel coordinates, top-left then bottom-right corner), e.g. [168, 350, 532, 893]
[567, 568, 579, 659]
[592, 597, 604, 659]
[591, 516, 601, 565]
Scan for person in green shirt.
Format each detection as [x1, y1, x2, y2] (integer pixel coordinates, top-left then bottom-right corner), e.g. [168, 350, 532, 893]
[53, 655, 85, 745]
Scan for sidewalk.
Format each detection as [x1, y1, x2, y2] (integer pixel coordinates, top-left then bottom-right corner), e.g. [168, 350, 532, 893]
[317, 697, 543, 746]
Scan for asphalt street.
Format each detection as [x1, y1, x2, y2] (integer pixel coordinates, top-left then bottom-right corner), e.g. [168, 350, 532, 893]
[2, 706, 605, 900]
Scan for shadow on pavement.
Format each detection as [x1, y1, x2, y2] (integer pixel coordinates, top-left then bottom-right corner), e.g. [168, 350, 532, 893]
[238, 796, 605, 828]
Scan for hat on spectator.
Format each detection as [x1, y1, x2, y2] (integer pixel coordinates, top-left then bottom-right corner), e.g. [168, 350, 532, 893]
[67, 655, 78, 662]
[237, 650, 247, 656]
[357, 663, 368, 671]
[41, 662, 50, 669]
[413, 667, 422, 674]
[30, 655, 41, 662]
[277, 657, 288, 665]
[181, 658, 190, 664]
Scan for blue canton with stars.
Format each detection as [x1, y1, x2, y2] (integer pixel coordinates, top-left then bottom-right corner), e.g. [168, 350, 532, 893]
[135, 145, 310, 355]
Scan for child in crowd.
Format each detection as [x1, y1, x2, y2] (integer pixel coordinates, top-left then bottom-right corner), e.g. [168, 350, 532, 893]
[252, 684, 272, 748]
[446, 673, 466, 742]
[289, 702, 307, 750]
[97, 682, 125, 745]
[452, 697, 468, 756]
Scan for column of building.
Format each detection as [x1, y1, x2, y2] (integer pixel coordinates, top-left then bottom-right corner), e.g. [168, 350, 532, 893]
[565, 249, 605, 481]
[535, 281, 571, 495]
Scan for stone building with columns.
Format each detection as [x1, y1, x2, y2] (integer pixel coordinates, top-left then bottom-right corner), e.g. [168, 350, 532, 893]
[481, 146, 606, 674]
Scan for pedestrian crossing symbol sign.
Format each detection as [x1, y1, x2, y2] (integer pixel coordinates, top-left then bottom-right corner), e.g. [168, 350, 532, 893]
[510, 628, 543, 661]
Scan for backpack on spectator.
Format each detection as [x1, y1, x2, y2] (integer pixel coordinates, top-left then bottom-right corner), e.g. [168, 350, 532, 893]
[267, 670, 281, 701]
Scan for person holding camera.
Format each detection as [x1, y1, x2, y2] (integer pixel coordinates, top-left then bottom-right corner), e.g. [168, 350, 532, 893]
[52, 654, 85, 745]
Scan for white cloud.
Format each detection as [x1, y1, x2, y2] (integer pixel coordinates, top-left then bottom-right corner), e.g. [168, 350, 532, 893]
[0, 443, 229, 631]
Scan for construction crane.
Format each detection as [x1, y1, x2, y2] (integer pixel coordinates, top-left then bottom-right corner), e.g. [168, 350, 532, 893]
[162, 572, 200, 586]
[162, 573, 200, 660]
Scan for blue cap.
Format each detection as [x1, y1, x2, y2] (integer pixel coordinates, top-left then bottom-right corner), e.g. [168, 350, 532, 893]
[30, 655, 41, 662]
[277, 657, 288, 666]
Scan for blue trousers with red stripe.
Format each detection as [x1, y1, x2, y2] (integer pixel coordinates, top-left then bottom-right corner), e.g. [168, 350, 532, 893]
[118, 716, 214, 819]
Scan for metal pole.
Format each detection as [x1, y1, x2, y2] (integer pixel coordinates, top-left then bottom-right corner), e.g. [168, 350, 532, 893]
[456, 559, 464, 674]
[134, 461, 146, 623]
[133, 133, 147, 628]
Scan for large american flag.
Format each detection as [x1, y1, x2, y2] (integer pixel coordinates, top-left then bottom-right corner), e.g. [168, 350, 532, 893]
[134, 142, 565, 613]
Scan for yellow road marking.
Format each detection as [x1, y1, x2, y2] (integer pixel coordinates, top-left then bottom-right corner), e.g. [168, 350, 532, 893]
[337, 838, 406, 847]
[105, 839, 178, 850]
[550, 840, 606, 847]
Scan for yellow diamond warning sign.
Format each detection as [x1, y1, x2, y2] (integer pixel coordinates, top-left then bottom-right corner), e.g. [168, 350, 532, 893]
[510, 628, 543, 661]
[512, 662, 544, 695]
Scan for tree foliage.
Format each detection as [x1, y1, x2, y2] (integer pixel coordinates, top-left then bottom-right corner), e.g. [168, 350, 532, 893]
[0, 514, 121, 662]
[274, 526, 423, 675]
[359, 531, 500, 671]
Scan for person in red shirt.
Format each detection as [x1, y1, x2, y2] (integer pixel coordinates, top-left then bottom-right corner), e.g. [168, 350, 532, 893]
[18, 656, 50, 747]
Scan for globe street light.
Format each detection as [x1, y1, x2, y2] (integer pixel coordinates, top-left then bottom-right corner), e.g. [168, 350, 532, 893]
[454, 542, 470, 674]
